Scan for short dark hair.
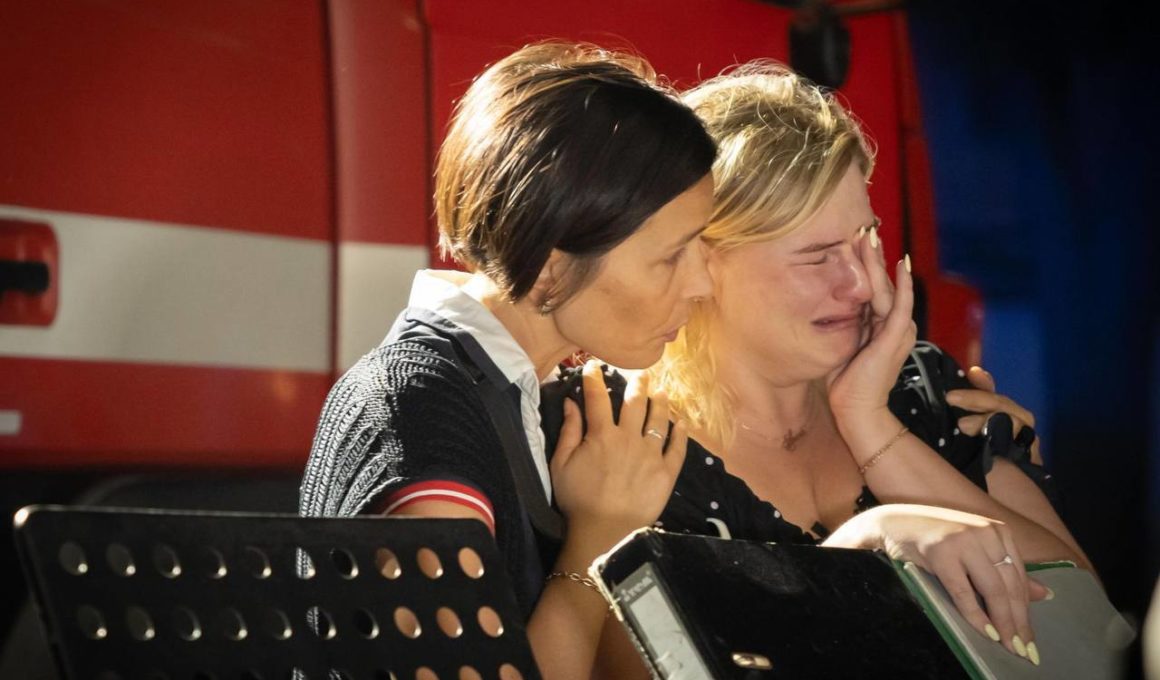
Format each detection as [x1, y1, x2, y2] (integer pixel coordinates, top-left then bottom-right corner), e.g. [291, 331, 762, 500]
[435, 42, 717, 310]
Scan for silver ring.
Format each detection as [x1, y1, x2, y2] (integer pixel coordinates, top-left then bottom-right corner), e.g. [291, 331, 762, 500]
[645, 428, 666, 441]
[992, 555, 1015, 568]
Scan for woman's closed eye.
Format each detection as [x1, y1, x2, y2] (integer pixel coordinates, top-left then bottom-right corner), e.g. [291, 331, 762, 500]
[663, 246, 687, 266]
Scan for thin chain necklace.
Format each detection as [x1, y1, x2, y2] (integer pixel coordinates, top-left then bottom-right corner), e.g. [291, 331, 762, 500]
[736, 387, 823, 452]
[738, 420, 810, 451]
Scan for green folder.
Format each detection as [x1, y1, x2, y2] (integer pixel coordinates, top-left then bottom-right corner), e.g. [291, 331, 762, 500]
[896, 559, 1135, 679]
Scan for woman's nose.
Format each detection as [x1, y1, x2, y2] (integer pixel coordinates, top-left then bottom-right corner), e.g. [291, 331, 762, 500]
[836, 249, 873, 304]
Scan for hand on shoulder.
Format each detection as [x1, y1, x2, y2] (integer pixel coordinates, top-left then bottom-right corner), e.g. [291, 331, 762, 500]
[550, 362, 688, 551]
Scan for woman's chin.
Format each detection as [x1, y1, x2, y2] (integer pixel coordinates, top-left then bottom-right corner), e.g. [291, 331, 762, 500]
[596, 344, 664, 371]
[813, 340, 862, 377]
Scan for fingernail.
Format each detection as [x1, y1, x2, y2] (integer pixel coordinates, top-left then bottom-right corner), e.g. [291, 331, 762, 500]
[985, 624, 1000, 642]
[945, 391, 961, 404]
[1043, 587, 1055, 601]
[1027, 642, 1040, 666]
[857, 225, 866, 239]
[904, 253, 912, 273]
[869, 227, 879, 249]
[1012, 635, 1027, 658]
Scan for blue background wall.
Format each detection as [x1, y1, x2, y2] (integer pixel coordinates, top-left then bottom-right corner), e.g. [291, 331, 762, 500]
[907, 0, 1160, 661]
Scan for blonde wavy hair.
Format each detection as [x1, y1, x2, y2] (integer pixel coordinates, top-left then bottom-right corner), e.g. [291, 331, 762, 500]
[650, 62, 876, 447]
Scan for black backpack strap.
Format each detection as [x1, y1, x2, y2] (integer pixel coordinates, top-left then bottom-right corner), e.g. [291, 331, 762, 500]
[398, 309, 566, 541]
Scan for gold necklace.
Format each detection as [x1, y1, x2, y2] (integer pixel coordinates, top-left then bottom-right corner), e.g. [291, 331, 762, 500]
[736, 387, 824, 452]
[737, 420, 810, 451]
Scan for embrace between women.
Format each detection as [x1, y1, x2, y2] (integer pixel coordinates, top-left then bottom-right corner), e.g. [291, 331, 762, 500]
[300, 41, 1092, 679]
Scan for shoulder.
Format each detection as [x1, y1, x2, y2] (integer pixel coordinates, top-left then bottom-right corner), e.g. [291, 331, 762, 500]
[888, 341, 974, 428]
[315, 336, 496, 457]
[540, 363, 628, 455]
[892, 342, 973, 407]
[888, 342, 984, 480]
[331, 337, 478, 407]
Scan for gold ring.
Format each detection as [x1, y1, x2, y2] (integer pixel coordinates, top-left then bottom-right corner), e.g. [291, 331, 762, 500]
[645, 428, 666, 441]
[992, 555, 1015, 568]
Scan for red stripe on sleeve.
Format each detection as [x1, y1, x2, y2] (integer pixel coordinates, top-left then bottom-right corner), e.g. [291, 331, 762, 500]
[373, 480, 496, 534]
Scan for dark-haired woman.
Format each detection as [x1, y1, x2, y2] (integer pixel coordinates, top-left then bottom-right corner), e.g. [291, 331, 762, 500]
[299, 42, 717, 679]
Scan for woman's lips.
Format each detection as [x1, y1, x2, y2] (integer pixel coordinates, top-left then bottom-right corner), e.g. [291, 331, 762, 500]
[661, 320, 688, 342]
[812, 314, 862, 331]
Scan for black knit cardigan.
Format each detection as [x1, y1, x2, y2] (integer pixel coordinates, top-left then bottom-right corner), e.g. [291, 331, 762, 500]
[299, 309, 558, 616]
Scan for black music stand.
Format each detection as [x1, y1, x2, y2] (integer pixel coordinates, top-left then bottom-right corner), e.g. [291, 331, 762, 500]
[14, 505, 540, 680]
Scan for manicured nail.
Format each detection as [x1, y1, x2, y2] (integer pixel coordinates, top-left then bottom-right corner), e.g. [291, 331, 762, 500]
[1043, 587, 1055, 600]
[984, 624, 1000, 642]
[1012, 635, 1027, 658]
[869, 227, 879, 249]
[857, 225, 867, 239]
[1027, 642, 1040, 666]
[904, 253, 912, 273]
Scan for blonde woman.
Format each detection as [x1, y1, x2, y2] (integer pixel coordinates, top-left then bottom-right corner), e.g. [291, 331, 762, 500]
[648, 63, 1093, 666]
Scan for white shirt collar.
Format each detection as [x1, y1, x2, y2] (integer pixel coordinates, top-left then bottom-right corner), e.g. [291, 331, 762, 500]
[406, 270, 537, 388]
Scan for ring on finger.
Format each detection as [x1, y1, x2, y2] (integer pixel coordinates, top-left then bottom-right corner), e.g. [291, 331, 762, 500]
[645, 428, 666, 441]
[992, 554, 1015, 568]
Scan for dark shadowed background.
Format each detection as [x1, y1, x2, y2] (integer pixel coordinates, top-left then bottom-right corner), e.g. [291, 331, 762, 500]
[908, 2, 1160, 674]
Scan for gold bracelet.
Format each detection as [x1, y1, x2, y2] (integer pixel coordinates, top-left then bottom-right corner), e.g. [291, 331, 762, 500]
[857, 425, 909, 475]
[546, 570, 601, 592]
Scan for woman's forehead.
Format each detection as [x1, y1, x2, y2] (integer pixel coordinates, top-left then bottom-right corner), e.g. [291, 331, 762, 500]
[625, 175, 715, 248]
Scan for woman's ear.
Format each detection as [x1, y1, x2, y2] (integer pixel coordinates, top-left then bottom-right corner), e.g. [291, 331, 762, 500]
[705, 244, 737, 306]
[530, 249, 568, 313]
[706, 245, 726, 287]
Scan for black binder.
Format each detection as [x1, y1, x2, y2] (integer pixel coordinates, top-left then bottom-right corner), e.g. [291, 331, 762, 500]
[14, 505, 541, 680]
[592, 530, 1133, 680]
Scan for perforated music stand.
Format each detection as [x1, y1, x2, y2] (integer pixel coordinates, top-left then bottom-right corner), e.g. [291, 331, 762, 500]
[14, 505, 541, 680]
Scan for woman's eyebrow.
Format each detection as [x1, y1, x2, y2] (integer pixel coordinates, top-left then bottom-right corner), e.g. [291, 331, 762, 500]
[668, 223, 710, 250]
[677, 222, 709, 246]
[790, 217, 880, 255]
[791, 239, 844, 255]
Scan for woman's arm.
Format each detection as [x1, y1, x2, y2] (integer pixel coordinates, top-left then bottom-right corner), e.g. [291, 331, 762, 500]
[387, 499, 616, 680]
[542, 365, 688, 679]
[837, 409, 1091, 571]
[830, 239, 1090, 571]
[823, 503, 1043, 665]
[941, 367, 1091, 567]
[984, 457, 1091, 569]
[399, 364, 686, 680]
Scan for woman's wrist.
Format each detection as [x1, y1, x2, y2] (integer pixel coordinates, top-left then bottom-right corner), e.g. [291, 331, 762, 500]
[556, 517, 641, 574]
[834, 407, 906, 467]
